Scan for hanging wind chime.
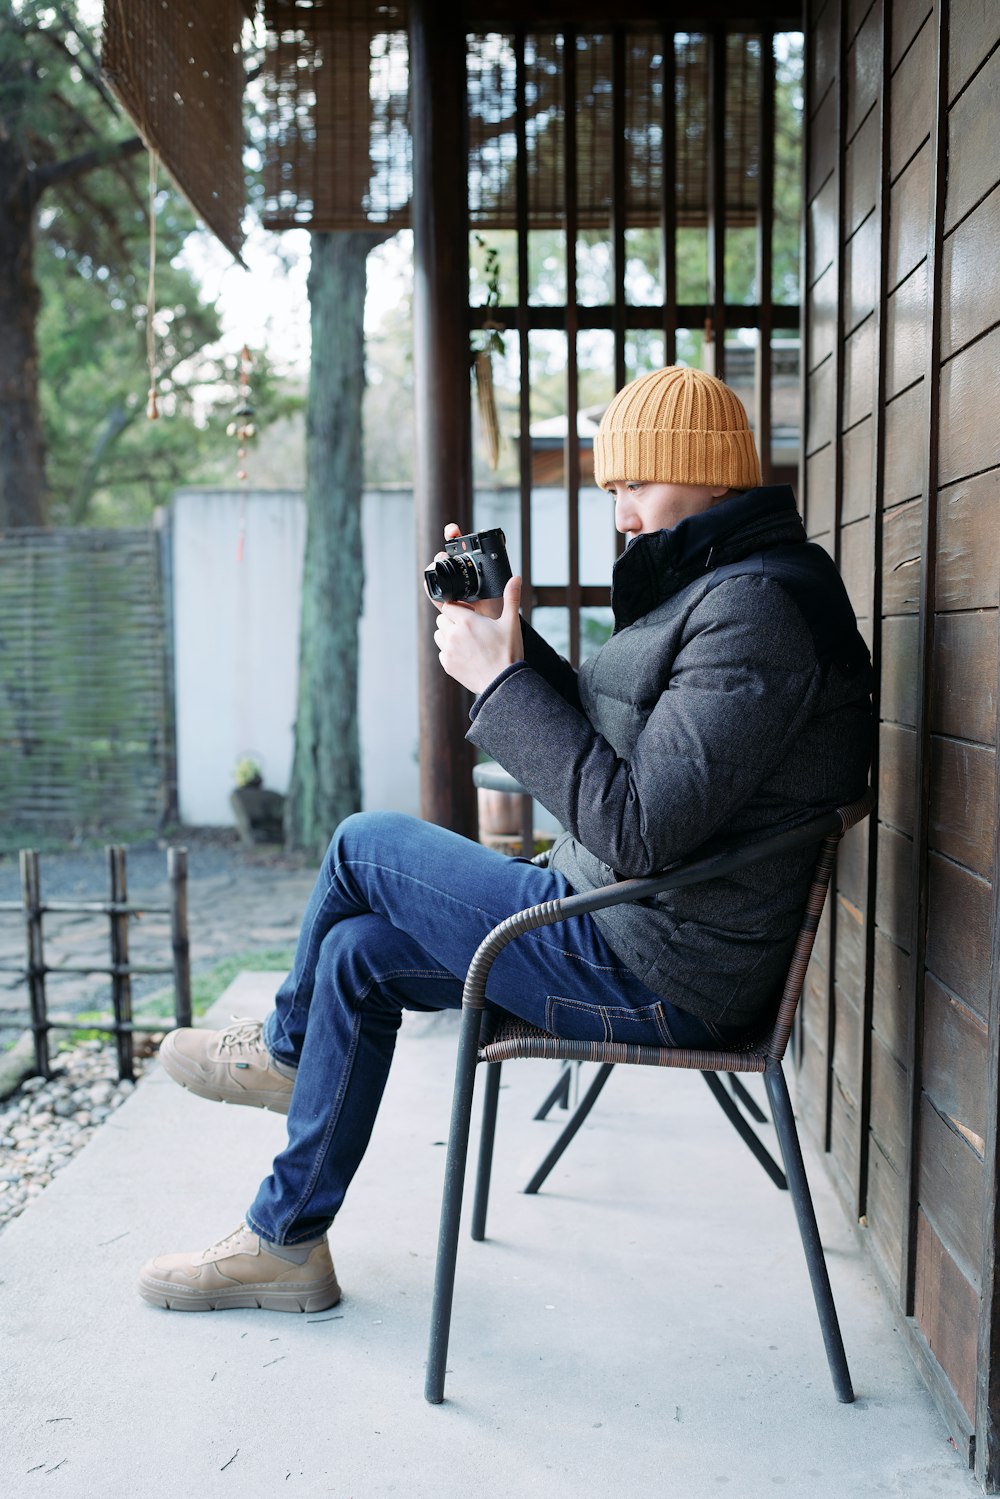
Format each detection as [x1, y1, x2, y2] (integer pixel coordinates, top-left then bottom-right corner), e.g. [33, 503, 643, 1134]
[227, 345, 257, 561]
[472, 236, 504, 472]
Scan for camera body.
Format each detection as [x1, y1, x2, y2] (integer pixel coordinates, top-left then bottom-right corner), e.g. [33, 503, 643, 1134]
[423, 527, 512, 604]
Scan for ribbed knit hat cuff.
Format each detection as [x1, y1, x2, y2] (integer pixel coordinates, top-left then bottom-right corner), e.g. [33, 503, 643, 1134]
[593, 427, 762, 491]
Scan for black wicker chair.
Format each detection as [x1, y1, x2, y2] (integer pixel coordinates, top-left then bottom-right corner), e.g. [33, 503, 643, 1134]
[425, 789, 874, 1406]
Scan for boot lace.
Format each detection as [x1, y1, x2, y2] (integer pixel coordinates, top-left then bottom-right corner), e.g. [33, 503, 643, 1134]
[217, 1017, 266, 1056]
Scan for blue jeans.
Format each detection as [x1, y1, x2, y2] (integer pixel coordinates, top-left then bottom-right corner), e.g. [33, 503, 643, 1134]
[245, 810, 724, 1245]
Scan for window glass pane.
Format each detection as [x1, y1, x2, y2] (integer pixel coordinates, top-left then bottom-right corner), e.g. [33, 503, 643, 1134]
[774, 33, 804, 306]
[772, 334, 801, 477]
[625, 227, 662, 305]
[529, 228, 566, 305]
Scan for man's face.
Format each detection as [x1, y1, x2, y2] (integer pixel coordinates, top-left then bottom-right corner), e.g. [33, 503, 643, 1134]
[604, 480, 730, 542]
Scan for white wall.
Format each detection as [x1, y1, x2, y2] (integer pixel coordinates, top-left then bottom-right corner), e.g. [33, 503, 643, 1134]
[170, 486, 615, 829]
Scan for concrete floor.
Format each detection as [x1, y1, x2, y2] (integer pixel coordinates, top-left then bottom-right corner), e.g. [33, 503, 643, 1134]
[0, 973, 983, 1499]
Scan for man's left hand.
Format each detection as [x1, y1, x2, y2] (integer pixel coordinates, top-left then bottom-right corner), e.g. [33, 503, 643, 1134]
[434, 574, 523, 695]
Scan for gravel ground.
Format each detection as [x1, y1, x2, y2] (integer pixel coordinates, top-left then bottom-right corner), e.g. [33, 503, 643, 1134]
[0, 829, 318, 1235]
[0, 1037, 159, 1234]
[0, 827, 309, 903]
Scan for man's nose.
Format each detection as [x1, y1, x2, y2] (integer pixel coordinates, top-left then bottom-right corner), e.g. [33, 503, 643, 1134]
[614, 496, 634, 532]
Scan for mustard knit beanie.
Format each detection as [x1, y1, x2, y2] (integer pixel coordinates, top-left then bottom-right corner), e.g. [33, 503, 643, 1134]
[592, 365, 762, 491]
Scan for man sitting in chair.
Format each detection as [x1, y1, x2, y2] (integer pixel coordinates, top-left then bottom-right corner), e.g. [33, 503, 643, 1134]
[138, 365, 873, 1314]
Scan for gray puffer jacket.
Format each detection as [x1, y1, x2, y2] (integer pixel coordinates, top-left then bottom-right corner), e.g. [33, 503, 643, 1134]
[467, 485, 873, 1030]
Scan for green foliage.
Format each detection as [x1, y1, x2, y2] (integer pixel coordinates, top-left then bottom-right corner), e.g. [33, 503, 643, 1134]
[60, 946, 296, 1046]
[2, 0, 300, 526]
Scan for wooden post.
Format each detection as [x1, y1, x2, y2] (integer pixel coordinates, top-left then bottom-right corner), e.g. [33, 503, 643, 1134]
[108, 845, 134, 1082]
[409, 0, 477, 836]
[20, 849, 50, 1079]
[168, 846, 192, 1029]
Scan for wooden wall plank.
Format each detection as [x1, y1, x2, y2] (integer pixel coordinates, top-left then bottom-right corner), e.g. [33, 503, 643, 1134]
[941, 183, 1000, 359]
[846, 211, 878, 332]
[797, 1005, 831, 1143]
[844, 103, 880, 234]
[918, 1093, 984, 1287]
[879, 722, 918, 836]
[925, 853, 993, 1020]
[843, 314, 876, 427]
[838, 817, 870, 910]
[809, 173, 839, 285]
[948, 0, 1000, 102]
[846, 0, 881, 137]
[839, 515, 873, 620]
[805, 445, 836, 537]
[875, 822, 916, 949]
[945, 41, 1000, 233]
[807, 356, 837, 455]
[810, 263, 838, 370]
[890, 0, 933, 72]
[811, 0, 840, 118]
[928, 737, 997, 879]
[867, 1133, 906, 1290]
[885, 260, 928, 398]
[930, 611, 998, 744]
[881, 498, 922, 614]
[888, 143, 930, 288]
[939, 325, 1000, 485]
[923, 973, 989, 1157]
[810, 81, 839, 191]
[881, 613, 920, 724]
[841, 415, 874, 521]
[883, 381, 926, 505]
[870, 1028, 910, 1168]
[936, 469, 1000, 610]
[914, 1207, 981, 1420]
[873, 927, 914, 1059]
[889, 5, 934, 173]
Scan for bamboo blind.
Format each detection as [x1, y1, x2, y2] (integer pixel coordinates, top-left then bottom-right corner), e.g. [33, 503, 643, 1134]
[261, 0, 412, 231]
[101, 0, 249, 261]
[0, 531, 171, 835]
[258, 10, 761, 232]
[468, 30, 760, 230]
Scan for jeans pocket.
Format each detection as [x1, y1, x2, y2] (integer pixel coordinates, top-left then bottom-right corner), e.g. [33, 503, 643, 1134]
[545, 994, 673, 1046]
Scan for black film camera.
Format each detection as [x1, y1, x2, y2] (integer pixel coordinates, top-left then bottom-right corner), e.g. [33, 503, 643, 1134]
[423, 527, 512, 604]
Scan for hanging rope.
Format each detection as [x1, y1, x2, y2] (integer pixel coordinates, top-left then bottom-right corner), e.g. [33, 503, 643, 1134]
[146, 150, 159, 419]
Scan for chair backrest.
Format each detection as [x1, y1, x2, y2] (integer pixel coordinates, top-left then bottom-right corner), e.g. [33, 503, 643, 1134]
[765, 789, 874, 1063]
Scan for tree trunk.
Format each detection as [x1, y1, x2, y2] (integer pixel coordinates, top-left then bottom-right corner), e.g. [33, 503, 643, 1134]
[285, 230, 381, 855]
[0, 142, 47, 528]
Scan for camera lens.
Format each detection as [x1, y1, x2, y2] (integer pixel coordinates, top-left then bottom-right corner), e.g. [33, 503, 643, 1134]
[424, 555, 481, 603]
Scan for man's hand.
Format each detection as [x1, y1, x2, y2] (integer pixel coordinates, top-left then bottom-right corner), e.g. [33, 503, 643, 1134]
[434, 573, 523, 695]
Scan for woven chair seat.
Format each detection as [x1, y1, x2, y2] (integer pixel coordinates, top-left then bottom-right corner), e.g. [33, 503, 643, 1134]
[478, 1007, 769, 1072]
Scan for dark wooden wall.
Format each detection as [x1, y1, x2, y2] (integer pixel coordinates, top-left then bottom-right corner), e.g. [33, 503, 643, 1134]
[800, 0, 1000, 1484]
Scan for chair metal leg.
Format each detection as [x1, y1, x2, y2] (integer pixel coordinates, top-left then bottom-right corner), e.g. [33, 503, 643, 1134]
[534, 1062, 572, 1119]
[727, 1072, 768, 1123]
[523, 1063, 615, 1194]
[425, 1005, 486, 1404]
[471, 1061, 502, 1242]
[701, 1072, 788, 1191]
[763, 1060, 854, 1403]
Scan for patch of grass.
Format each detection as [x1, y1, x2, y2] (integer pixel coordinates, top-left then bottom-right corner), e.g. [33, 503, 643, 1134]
[58, 947, 296, 1049]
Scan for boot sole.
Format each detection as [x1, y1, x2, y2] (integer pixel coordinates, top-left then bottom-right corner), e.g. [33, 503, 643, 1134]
[158, 1039, 293, 1115]
[137, 1275, 342, 1313]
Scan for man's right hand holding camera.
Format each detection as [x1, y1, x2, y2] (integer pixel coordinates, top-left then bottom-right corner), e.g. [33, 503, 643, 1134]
[428, 523, 524, 694]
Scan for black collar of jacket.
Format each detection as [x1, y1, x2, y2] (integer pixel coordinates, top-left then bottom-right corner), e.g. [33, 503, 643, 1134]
[609, 484, 806, 630]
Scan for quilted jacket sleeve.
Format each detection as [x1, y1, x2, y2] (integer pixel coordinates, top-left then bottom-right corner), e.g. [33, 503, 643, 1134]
[467, 575, 823, 875]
